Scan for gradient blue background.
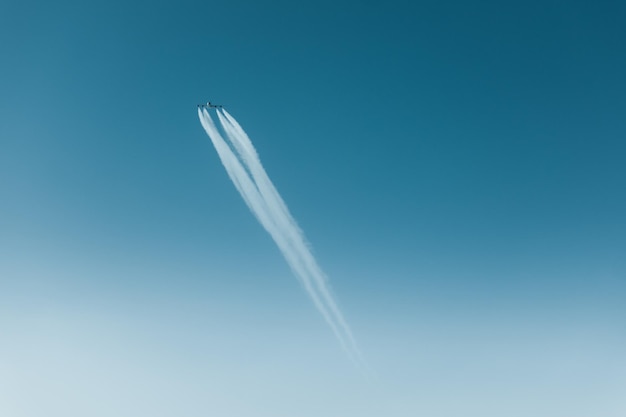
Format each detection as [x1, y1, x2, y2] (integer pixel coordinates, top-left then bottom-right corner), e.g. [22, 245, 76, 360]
[1, 0, 625, 415]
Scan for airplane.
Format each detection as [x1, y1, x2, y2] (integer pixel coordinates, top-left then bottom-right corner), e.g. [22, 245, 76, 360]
[198, 101, 223, 108]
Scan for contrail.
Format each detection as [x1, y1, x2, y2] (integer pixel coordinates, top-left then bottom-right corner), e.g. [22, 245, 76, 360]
[198, 107, 364, 368]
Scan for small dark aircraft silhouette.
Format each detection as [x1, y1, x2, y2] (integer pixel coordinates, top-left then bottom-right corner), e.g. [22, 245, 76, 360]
[198, 101, 223, 108]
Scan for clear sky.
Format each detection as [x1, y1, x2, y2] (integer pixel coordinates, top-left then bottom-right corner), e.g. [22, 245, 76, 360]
[1, 0, 625, 416]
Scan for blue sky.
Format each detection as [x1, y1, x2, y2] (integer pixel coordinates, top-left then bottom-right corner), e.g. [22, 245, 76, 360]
[1, 0, 625, 415]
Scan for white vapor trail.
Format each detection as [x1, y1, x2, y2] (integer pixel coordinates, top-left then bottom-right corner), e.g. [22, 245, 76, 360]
[198, 107, 364, 368]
